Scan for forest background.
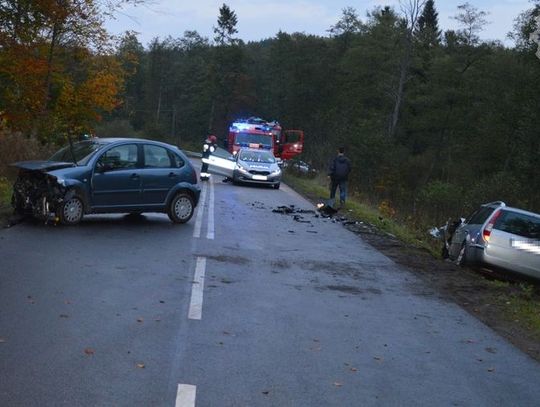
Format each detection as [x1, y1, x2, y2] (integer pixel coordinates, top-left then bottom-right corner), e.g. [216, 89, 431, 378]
[1, 0, 540, 229]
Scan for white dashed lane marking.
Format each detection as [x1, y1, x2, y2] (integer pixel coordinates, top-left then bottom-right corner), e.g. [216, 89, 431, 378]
[188, 257, 206, 320]
[207, 179, 215, 240]
[175, 384, 196, 407]
[193, 182, 207, 239]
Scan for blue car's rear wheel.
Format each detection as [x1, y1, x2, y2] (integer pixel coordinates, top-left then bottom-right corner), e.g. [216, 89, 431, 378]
[168, 192, 194, 224]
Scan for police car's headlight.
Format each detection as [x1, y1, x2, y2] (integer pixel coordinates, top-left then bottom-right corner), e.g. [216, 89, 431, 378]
[271, 169, 281, 175]
[237, 164, 249, 173]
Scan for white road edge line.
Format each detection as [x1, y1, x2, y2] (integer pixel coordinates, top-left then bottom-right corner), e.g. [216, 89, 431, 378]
[188, 257, 206, 320]
[207, 179, 215, 240]
[193, 182, 207, 238]
[175, 384, 196, 407]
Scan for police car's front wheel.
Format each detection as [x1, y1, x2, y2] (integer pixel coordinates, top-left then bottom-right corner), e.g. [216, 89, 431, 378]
[168, 192, 194, 224]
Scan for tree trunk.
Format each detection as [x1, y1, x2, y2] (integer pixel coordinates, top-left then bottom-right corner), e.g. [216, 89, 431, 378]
[156, 83, 162, 125]
[44, 22, 60, 111]
[388, 51, 409, 138]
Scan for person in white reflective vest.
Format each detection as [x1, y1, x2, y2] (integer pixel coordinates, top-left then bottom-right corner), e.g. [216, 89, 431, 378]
[200, 135, 217, 181]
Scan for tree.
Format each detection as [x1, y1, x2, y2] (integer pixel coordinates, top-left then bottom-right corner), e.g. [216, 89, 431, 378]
[387, 0, 426, 139]
[416, 0, 441, 48]
[509, 0, 540, 55]
[0, 0, 139, 139]
[452, 2, 489, 46]
[213, 3, 239, 46]
[116, 31, 145, 121]
[328, 7, 363, 37]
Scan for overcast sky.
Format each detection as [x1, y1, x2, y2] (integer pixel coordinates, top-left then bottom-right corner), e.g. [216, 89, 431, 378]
[106, 0, 534, 47]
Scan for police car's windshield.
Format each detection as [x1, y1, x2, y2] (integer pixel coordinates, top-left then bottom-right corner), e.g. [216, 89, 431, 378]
[239, 150, 275, 163]
[49, 141, 103, 165]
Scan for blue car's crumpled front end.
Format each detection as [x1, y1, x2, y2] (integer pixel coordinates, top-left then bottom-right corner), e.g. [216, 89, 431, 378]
[10, 161, 76, 221]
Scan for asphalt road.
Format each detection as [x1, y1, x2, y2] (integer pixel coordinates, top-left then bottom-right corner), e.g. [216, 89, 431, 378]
[1, 165, 539, 406]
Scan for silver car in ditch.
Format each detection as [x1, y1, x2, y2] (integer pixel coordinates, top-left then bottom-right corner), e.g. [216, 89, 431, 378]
[448, 201, 540, 280]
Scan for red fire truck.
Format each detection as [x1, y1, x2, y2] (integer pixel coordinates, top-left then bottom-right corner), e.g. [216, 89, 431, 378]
[226, 117, 304, 160]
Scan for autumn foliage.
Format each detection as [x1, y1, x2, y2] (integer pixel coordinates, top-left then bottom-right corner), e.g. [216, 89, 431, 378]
[0, 0, 124, 142]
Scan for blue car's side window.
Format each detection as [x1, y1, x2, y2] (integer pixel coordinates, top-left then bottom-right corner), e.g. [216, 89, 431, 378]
[173, 153, 185, 168]
[97, 144, 138, 170]
[144, 145, 172, 168]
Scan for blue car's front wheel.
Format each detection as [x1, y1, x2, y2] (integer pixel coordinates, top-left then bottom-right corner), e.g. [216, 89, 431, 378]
[59, 196, 84, 225]
[168, 192, 194, 224]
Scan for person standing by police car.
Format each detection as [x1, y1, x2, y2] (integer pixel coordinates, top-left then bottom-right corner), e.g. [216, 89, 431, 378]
[200, 135, 217, 181]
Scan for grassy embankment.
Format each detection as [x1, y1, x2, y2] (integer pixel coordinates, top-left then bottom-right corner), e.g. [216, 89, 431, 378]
[486, 280, 540, 342]
[0, 177, 12, 225]
[284, 171, 540, 342]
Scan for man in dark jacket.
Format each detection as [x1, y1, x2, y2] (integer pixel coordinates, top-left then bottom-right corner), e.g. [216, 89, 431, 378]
[328, 147, 352, 207]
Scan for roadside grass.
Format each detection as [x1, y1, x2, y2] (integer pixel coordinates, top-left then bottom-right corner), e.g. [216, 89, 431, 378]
[0, 177, 12, 225]
[487, 280, 540, 340]
[283, 172, 436, 255]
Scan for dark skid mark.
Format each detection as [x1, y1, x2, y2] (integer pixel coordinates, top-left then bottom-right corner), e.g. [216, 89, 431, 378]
[325, 285, 382, 295]
[302, 260, 375, 281]
[271, 259, 290, 269]
[221, 278, 235, 284]
[325, 285, 362, 295]
[204, 255, 250, 265]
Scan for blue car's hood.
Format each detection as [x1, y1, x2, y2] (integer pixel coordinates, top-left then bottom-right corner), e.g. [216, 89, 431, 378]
[12, 160, 77, 172]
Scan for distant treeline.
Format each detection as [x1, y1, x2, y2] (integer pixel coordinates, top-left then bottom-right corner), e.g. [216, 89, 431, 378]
[2, 1, 540, 223]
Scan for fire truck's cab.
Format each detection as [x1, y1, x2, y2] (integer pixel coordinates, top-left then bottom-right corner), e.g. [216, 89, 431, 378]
[277, 129, 304, 160]
[227, 118, 274, 154]
[227, 117, 304, 160]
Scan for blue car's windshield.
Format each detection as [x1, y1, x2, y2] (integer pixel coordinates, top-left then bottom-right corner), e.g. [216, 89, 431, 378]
[49, 141, 103, 165]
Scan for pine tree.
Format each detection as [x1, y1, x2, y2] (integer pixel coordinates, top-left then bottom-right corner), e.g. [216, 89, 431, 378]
[417, 0, 441, 48]
[213, 3, 239, 46]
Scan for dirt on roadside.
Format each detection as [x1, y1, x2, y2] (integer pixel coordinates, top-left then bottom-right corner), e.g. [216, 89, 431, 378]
[342, 219, 540, 363]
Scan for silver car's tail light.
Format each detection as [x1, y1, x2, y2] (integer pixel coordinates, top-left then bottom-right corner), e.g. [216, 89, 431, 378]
[482, 209, 502, 243]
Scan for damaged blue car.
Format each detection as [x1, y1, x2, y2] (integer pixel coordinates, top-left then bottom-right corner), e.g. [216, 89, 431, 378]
[11, 138, 200, 225]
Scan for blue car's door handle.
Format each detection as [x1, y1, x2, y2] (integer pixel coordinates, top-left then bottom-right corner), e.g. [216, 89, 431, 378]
[130, 173, 140, 179]
[168, 172, 178, 178]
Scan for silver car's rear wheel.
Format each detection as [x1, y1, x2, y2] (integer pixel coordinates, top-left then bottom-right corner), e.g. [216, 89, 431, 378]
[168, 192, 194, 224]
[59, 197, 84, 225]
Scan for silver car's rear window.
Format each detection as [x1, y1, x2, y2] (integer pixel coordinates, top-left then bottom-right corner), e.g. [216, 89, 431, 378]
[465, 206, 495, 225]
[494, 210, 540, 239]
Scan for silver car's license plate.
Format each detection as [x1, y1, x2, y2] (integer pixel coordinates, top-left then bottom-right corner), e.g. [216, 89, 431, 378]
[252, 175, 267, 181]
[511, 239, 540, 255]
